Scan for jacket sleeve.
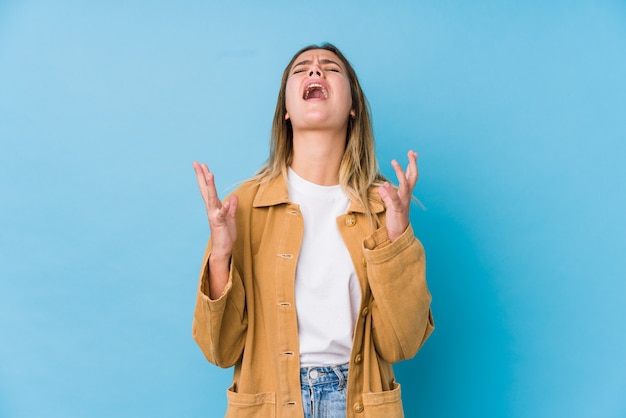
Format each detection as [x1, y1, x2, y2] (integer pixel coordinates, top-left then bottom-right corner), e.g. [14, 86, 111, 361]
[363, 224, 434, 363]
[192, 238, 248, 368]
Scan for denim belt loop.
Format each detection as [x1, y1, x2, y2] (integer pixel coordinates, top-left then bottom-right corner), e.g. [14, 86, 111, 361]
[331, 364, 346, 390]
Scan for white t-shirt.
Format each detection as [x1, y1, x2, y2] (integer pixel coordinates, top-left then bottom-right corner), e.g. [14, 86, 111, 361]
[287, 167, 362, 367]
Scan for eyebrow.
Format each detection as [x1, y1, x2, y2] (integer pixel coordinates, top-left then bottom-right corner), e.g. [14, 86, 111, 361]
[292, 59, 343, 70]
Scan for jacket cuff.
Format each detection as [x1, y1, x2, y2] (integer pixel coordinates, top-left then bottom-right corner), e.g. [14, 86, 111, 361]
[363, 224, 417, 263]
[198, 254, 234, 312]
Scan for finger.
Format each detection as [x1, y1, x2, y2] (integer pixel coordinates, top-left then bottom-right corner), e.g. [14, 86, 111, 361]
[214, 195, 238, 228]
[378, 181, 403, 211]
[391, 159, 407, 189]
[193, 162, 209, 203]
[404, 151, 416, 180]
[405, 150, 419, 192]
[201, 165, 222, 210]
[192, 161, 205, 180]
[226, 195, 239, 219]
[215, 198, 229, 220]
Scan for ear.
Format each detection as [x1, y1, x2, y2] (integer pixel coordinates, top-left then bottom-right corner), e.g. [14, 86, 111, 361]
[284, 112, 290, 121]
[350, 109, 356, 118]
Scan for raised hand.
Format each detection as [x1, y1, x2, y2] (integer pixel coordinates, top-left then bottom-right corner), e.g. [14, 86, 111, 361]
[377, 150, 419, 242]
[192, 162, 238, 299]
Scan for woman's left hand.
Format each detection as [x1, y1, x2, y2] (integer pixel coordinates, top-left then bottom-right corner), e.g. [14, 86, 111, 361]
[378, 150, 419, 242]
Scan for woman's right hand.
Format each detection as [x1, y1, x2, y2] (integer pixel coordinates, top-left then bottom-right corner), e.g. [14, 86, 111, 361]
[192, 161, 238, 263]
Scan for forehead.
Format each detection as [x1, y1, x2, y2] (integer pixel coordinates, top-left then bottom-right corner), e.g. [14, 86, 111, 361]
[290, 49, 345, 68]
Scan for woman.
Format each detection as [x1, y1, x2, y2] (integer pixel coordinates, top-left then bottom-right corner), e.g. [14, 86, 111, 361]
[192, 43, 434, 418]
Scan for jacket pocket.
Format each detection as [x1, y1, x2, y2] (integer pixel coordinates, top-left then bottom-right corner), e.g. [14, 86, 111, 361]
[225, 385, 276, 418]
[361, 382, 404, 418]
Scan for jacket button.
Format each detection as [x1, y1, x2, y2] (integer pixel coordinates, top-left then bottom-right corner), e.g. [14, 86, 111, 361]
[362, 257, 367, 267]
[345, 216, 356, 226]
[353, 402, 364, 413]
[354, 353, 362, 364]
[361, 307, 369, 317]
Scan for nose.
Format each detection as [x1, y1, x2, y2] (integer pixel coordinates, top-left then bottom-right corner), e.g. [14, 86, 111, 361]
[308, 65, 322, 77]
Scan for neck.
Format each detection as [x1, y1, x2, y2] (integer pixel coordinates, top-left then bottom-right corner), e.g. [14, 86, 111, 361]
[290, 127, 346, 186]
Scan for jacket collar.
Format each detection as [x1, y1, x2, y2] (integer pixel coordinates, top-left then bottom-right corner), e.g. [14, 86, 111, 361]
[252, 174, 385, 215]
[252, 175, 290, 208]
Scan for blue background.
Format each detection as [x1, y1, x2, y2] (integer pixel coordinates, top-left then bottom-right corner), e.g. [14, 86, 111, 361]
[1, 1, 625, 417]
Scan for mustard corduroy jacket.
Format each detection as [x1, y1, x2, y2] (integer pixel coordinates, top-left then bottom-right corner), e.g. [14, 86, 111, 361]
[192, 174, 434, 418]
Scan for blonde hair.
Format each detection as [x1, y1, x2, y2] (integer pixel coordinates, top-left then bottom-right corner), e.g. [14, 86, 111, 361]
[254, 43, 386, 222]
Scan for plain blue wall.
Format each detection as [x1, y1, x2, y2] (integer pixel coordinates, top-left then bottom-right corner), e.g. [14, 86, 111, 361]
[1, 1, 625, 417]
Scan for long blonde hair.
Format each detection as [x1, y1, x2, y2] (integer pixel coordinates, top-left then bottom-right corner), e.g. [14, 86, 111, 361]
[254, 43, 386, 221]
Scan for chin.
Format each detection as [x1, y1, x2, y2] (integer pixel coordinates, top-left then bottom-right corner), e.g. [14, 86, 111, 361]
[298, 113, 341, 127]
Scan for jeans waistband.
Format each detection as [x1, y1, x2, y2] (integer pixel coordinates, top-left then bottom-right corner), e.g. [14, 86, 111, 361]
[300, 363, 349, 387]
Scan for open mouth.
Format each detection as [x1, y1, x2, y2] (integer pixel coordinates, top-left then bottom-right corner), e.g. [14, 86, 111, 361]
[303, 83, 328, 100]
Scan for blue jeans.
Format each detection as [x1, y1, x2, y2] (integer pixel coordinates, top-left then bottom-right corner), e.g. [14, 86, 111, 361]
[300, 363, 348, 418]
